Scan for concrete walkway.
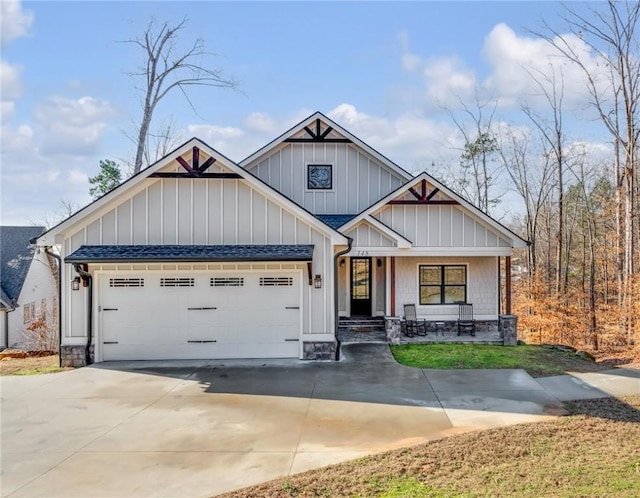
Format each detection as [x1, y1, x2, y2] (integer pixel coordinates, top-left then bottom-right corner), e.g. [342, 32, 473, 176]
[1, 344, 638, 497]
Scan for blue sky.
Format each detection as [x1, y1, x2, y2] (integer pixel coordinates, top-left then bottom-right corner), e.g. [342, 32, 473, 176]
[1, 1, 610, 225]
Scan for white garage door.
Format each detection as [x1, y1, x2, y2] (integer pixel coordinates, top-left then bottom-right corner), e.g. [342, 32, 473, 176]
[98, 272, 301, 361]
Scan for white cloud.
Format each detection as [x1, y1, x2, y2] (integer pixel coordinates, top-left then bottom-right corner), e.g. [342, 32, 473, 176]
[1, 0, 33, 47]
[482, 23, 600, 109]
[33, 96, 116, 155]
[67, 169, 89, 187]
[244, 112, 276, 134]
[1, 60, 23, 101]
[399, 24, 604, 112]
[1, 95, 117, 225]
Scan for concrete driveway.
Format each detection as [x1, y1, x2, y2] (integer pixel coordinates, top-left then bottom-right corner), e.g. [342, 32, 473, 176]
[0, 344, 601, 497]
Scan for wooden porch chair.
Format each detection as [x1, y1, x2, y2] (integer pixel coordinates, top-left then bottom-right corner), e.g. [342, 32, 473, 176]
[403, 304, 427, 337]
[457, 303, 476, 336]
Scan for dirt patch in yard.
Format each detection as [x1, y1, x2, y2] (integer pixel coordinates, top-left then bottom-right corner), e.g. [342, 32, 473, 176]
[219, 395, 640, 498]
[0, 354, 71, 376]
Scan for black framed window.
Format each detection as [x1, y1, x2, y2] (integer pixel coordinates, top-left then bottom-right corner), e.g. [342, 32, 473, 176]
[419, 265, 466, 305]
[307, 164, 333, 190]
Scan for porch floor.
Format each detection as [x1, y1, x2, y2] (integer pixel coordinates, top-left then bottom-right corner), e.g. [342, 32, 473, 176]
[337, 326, 504, 345]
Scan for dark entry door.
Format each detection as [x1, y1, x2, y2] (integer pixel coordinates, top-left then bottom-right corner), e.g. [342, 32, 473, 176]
[350, 258, 372, 316]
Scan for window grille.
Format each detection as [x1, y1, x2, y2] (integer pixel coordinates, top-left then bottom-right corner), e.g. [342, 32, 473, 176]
[109, 278, 145, 288]
[211, 277, 244, 287]
[160, 277, 195, 287]
[259, 276, 293, 287]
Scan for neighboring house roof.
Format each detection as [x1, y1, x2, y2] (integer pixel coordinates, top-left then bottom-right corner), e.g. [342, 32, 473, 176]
[37, 138, 349, 246]
[239, 111, 414, 181]
[65, 244, 315, 264]
[315, 214, 357, 230]
[340, 173, 529, 247]
[0, 226, 45, 307]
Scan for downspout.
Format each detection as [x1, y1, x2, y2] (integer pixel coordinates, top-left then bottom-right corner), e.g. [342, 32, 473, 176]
[4, 305, 16, 350]
[333, 237, 353, 361]
[44, 248, 62, 367]
[73, 264, 93, 366]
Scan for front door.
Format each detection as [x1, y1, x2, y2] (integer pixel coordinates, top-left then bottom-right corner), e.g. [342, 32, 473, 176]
[350, 258, 372, 316]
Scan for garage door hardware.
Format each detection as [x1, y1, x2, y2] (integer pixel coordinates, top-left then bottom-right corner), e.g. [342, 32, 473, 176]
[103, 341, 119, 344]
[101, 307, 118, 311]
[187, 340, 217, 343]
[187, 307, 217, 310]
[285, 338, 300, 342]
[285, 306, 300, 309]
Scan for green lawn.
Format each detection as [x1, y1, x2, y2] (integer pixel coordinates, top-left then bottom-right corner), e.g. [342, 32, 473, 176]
[389, 344, 608, 377]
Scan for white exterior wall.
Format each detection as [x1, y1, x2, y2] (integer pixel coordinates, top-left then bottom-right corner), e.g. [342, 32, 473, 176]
[60, 175, 336, 348]
[344, 224, 396, 248]
[394, 256, 498, 320]
[375, 205, 511, 248]
[7, 251, 56, 349]
[244, 142, 406, 215]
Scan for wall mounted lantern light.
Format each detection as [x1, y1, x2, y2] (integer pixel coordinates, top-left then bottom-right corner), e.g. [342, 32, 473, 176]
[314, 274, 322, 289]
[72, 276, 81, 291]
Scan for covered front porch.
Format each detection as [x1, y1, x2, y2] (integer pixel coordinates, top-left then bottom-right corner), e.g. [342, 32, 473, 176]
[336, 253, 517, 346]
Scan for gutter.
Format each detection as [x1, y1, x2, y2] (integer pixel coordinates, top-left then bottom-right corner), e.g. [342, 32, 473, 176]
[333, 237, 353, 361]
[73, 264, 93, 366]
[44, 248, 62, 367]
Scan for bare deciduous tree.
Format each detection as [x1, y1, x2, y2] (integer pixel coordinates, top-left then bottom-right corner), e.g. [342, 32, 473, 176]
[125, 17, 238, 174]
[534, 0, 640, 341]
[444, 92, 503, 214]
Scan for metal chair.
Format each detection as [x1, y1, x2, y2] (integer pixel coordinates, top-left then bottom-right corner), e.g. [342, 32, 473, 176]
[403, 304, 427, 337]
[457, 303, 476, 336]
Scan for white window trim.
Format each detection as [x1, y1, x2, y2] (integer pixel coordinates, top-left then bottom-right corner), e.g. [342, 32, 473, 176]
[416, 262, 469, 307]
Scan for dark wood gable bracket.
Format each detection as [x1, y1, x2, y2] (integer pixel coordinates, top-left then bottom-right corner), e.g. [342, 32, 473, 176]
[284, 118, 352, 143]
[388, 179, 459, 205]
[150, 147, 242, 179]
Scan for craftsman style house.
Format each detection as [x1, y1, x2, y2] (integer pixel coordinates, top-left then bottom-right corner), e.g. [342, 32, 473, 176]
[36, 112, 527, 366]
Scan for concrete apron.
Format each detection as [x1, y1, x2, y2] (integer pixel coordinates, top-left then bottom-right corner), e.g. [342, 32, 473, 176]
[1, 344, 633, 498]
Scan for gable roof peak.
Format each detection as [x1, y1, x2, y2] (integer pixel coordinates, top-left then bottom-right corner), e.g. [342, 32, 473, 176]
[239, 111, 413, 181]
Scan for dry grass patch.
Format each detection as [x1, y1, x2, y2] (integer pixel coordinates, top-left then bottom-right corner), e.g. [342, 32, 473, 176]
[0, 354, 69, 376]
[219, 395, 640, 498]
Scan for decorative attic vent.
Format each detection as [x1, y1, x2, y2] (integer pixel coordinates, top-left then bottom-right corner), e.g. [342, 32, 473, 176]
[259, 277, 293, 287]
[109, 278, 144, 288]
[160, 277, 195, 287]
[211, 277, 244, 287]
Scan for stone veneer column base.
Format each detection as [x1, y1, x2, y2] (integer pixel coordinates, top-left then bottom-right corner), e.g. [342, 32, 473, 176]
[302, 341, 337, 360]
[500, 315, 518, 346]
[60, 344, 94, 367]
[385, 317, 402, 344]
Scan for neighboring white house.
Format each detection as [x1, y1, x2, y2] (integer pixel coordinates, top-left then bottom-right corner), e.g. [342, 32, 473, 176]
[37, 112, 528, 366]
[1, 226, 58, 351]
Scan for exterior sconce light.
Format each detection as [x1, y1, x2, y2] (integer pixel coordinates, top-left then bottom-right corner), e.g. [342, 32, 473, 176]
[377, 258, 382, 267]
[72, 277, 81, 291]
[339, 259, 345, 268]
[314, 274, 322, 289]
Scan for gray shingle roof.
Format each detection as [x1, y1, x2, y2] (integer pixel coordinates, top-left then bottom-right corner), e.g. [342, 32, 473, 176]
[315, 214, 356, 230]
[0, 226, 45, 306]
[65, 245, 315, 263]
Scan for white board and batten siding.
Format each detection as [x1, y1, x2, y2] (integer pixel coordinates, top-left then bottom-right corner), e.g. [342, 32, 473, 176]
[372, 205, 511, 252]
[244, 142, 407, 215]
[58, 158, 337, 359]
